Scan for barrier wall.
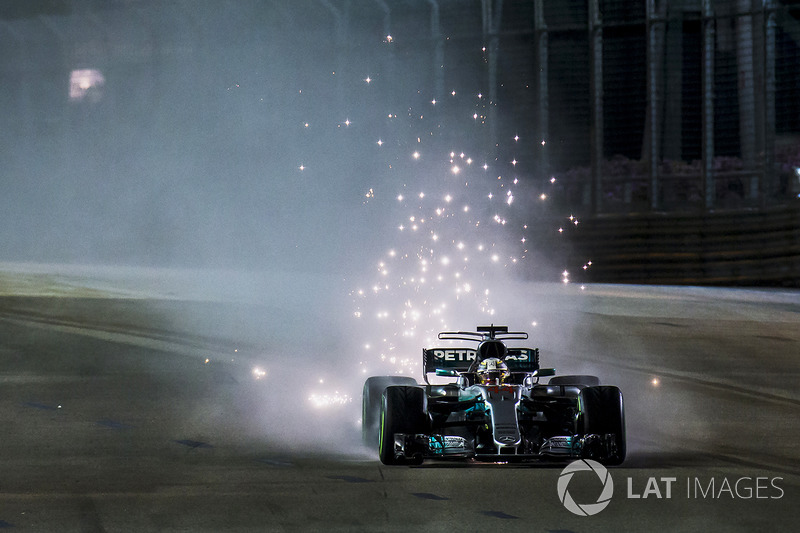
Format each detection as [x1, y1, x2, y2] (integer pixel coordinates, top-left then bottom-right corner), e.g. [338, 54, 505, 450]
[566, 205, 800, 287]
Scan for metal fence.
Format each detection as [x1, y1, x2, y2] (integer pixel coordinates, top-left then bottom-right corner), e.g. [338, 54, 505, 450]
[536, 0, 800, 213]
[2, 0, 800, 216]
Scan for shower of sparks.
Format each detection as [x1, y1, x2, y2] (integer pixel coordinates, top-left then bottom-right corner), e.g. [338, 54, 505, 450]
[292, 37, 587, 398]
[347, 129, 560, 375]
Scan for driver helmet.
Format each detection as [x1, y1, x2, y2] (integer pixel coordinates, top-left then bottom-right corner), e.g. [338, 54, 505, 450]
[477, 357, 510, 385]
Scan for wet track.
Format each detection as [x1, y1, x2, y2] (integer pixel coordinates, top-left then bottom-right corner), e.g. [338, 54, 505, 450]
[0, 266, 798, 532]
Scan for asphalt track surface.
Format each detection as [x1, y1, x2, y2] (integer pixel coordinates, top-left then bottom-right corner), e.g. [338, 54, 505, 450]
[0, 265, 798, 532]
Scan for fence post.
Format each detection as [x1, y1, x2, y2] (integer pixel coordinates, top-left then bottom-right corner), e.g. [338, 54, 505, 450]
[702, 0, 716, 210]
[589, 0, 604, 214]
[763, 0, 777, 205]
[647, 0, 665, 210]
[534, 0, 549, 181]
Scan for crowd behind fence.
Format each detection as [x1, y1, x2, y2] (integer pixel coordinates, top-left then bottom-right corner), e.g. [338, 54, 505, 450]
[536, 0, 800, 214]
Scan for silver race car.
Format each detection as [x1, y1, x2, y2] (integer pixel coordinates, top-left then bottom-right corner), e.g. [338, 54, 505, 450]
[362, 325, 625, 466]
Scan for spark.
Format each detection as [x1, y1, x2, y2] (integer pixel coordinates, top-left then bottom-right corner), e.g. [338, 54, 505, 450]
[308, 392, 352, 409]
[346, 71, 584, 380]
[365, 76, 372, 83]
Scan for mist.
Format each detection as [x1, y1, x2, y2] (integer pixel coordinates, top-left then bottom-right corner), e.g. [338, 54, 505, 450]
[1, 2, 575, 456]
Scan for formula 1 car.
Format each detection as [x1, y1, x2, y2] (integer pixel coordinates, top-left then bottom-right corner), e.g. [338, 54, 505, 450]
[362, 325, 625, 466]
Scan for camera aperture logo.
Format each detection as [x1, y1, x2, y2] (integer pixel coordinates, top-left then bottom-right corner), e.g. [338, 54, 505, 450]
[557, 460, 786, 517]
[557, 459, 614, 516]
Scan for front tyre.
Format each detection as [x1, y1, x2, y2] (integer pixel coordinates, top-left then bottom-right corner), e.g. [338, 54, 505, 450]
[378, 386, 428, 465]
[362, 376, 417, 447]
[580, 385, 626, 466]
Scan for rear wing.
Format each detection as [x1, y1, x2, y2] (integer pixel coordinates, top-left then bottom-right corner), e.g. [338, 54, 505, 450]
[438, 326, 528, 342]
[423, 347, 540, 374]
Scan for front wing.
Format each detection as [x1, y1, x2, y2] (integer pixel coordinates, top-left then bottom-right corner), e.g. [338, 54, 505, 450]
[385, 432, 621, 463]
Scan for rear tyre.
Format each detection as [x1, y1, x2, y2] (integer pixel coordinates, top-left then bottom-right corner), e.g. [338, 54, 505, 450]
[549, 375, 600, 387]
[362, 376, 417, 447]
[378, 386, 428, 465]
[580, 386, 626, 466]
